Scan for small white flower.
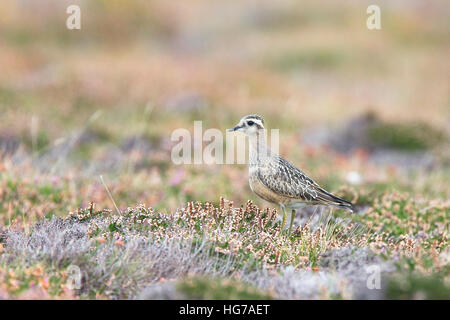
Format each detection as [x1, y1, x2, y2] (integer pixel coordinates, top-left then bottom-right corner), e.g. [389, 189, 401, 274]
[346, 171, 363, 185]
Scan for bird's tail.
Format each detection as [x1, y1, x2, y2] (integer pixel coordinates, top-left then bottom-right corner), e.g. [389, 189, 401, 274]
[315, 188, 356, 213]
[333, 199, 356, 213]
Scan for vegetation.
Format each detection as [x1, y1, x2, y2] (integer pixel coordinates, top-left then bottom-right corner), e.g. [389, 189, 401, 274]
[0, 0, 449, 299]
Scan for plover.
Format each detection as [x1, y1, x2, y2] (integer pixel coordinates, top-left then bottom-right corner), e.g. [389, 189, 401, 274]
[228, 114, 355, 234]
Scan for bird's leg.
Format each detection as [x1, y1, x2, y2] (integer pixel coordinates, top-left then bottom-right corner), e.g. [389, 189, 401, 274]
[288, 209, 296, 235]
[280, 205, 287, 230]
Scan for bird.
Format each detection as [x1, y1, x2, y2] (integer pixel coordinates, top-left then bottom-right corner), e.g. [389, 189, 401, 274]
[228, 114, 355, 234]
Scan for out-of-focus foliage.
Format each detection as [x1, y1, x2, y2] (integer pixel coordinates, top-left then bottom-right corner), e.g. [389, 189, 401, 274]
[0, 0, 449, 299]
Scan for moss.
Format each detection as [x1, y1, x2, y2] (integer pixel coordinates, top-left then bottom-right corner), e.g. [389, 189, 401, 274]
[368, 122, 445, 151]
[21, 130, 50, 152]
[387, 273, 450, 300]
[266, 48, 348, 72]
[177, 276, 273, 300]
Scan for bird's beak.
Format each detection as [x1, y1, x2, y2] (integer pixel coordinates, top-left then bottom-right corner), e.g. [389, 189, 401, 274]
[227, 125, 241, 132]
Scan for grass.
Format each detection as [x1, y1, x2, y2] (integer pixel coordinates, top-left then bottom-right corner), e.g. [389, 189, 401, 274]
[0, 0, 449, 300]
[265, 48, 349, 72]
[0, 193, 448, 299]
[368, 122, 446, 151]
[178, 276, 273, 300]
[387, 273, 450, 300]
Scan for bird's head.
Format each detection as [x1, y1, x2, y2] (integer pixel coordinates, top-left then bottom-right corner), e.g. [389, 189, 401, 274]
[228, 114, 265, 136]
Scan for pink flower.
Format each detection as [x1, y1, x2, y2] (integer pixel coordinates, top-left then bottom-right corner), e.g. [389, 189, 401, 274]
[169, 169, 186, 186]
[51, 176, 60, 185]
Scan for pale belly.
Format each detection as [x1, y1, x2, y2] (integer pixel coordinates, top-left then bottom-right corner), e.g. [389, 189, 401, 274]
[249, 175, 295, 206]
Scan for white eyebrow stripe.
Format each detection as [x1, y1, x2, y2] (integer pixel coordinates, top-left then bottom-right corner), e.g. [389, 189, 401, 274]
[246, 118, 264, 127]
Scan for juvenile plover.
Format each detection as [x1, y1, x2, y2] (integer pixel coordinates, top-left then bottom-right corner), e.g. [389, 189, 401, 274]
[228, 114, 355, 234]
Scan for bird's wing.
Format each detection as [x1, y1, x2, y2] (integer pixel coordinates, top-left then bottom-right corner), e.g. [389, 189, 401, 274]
[257, 156, 321, 202]
[257, 156, 355, 211]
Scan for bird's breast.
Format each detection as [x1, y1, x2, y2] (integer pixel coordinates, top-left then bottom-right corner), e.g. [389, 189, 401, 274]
[249, 173, 290, 205]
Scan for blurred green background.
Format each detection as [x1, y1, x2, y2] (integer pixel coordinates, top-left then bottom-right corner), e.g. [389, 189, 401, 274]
[0, 0, 449, 220]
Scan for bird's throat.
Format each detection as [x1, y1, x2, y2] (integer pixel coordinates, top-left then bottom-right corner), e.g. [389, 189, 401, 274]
[248, 131, 270, 167]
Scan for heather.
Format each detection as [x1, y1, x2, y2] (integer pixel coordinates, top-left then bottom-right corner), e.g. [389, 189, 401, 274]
[0, 0, 449, 299]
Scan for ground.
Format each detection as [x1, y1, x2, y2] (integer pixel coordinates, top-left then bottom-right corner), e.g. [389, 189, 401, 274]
[0, 0, 449, 299]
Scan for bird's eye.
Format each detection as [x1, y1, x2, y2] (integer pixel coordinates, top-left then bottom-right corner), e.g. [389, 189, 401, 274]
[247, 121, 254, 126]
